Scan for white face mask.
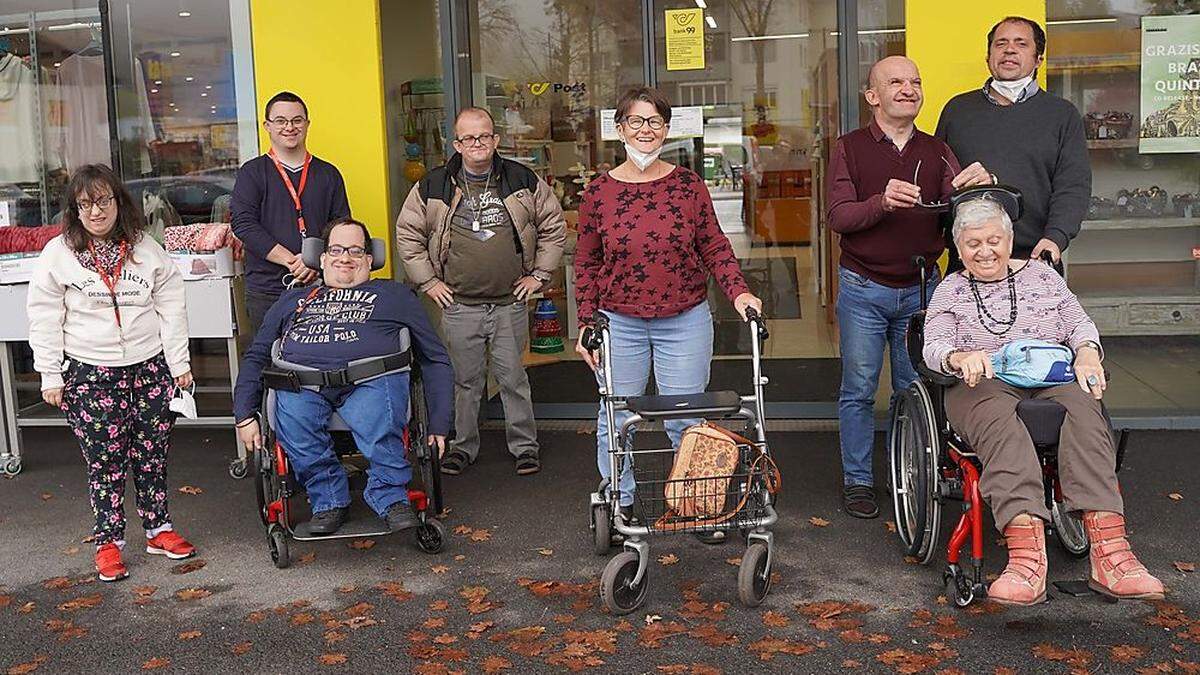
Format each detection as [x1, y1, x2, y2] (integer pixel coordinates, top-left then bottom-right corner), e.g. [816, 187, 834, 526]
[990, 74, 1034, 102]
[621, 139, 662, 171]
[169, 384, 198, 420]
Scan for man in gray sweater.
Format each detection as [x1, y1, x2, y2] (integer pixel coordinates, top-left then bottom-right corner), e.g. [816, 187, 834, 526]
[936, 16, 1091, 262]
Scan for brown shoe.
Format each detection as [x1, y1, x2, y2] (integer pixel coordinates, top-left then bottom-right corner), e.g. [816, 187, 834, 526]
[987, 516, 1047, 605]
[1084, 511, 1164, 601]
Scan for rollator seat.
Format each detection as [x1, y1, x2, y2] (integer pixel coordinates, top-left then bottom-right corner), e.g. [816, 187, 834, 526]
[625, 390, 743, 418]
[1015, 399, 1066, 448]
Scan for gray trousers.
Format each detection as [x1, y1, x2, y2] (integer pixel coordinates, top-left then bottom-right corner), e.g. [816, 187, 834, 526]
[441, 302, 538, 460]
[945, 378, 1122, 533]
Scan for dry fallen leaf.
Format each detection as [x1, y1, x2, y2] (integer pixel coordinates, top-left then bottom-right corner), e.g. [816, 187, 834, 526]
[431, 565, 450, 574]
[809, 516, 831, 527]
[725, 557, 742, 566]
[469, 529, 492, 543]
[173, 588, 212, 602]
[62, 546, 79, 556]
[177, 630, 202, 640]
[141, 657, 170, 670]
[6, 655, 49, 675]
[317, 653, 348, 666]
[336, 584, 356, 594]
[453, 554, 466, 561]
[231, 642, 252, 656]
[885, 520, 897, 533]
[482, 655, 513, 673]
[423, 617, 446, 630]
[537, 548, 554, 556]
[347, 539, 376, 550]
[658, 553, 680, 566]
[295, 551, 317, 566]
[57, 594, 102, 612]
[1168, 493, 1184, 501]
[40, 493, 53, 501]
[178, 486, 203, 495]
[170, 560, 207, 575]
[644, 614, 663, 625]
[18, 601, 35, 614]
[429, 600, 450, 611]
[432, 633, 458, 645]
[762, 610, 791, 628]
[1173, 561, 1195, 573]
[1110, 644, 1147, 664]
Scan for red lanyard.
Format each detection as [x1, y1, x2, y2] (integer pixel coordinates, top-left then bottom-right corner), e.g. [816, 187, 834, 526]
[88, 240, 128, 328]
[268, 148, 312, 234]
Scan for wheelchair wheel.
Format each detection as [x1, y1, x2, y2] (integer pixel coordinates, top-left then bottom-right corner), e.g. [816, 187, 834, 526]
[1050, 500, 1089, 558]
[254, 444, 273, 527]
[890, 383, 941, 564]
[415, 517, 446, 554]
[268, 525, 290, 569]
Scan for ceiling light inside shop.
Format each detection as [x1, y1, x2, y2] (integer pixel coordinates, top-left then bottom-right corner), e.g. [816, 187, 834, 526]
[179, 11, 191, 17]
[185, 76, 194, 82]
[53, 62, 60, 67]
[694, 0, 706, 7]
[731, 32, 808, 42]
[205, 85, 212, 90]
[200, 92, 207, 97]
[706, 15, 716, 29]
[150, 88, 158, 93]
[170, 51, 181, 57]
[1046, 17, 1116, 26]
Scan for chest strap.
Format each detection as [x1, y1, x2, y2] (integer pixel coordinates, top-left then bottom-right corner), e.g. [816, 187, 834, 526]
[262, 350, 411, 392]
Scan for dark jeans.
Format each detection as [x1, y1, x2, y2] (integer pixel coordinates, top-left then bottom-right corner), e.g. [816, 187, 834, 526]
[243, 289, 281, 340]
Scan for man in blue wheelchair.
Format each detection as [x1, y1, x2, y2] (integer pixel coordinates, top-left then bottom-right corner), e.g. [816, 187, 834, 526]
[233, 218, 453, 538]
[898, 193, 1164, 606]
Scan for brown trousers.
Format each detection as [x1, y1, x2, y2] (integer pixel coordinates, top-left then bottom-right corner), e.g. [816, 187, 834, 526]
[944, 378, 1122, 533]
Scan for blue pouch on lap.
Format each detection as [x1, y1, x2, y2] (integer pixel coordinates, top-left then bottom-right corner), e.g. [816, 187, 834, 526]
[991, 340, 1075, 388]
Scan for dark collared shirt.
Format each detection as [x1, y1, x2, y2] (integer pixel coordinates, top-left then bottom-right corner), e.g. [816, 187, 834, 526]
[825, 119, 961, 286]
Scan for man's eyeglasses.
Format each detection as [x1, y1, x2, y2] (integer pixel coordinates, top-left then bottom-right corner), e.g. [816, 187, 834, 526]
[326, 245, 367, 259]
[267, 116, 308, 129]
[455, 133, 497, 147]
[621, 115, 666, 131]
[76, 195, 115, 213]
[911, 156, 955, 211]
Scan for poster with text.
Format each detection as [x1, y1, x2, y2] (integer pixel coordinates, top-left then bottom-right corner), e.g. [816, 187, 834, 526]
[1140, 14, 1200, 153]
[665, 8, 705, 71]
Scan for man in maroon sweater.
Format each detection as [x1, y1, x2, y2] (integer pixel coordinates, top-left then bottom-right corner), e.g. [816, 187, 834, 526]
[827, 56, 993, 518]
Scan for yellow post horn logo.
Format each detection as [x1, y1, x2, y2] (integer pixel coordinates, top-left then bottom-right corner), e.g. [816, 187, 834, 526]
[529, 82, 551, 96]
[673, 12, 696, 27]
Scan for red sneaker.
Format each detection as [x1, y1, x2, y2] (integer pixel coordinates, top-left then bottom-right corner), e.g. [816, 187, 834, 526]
[95, 543, 129, 582]
[145, 531, 196, 560]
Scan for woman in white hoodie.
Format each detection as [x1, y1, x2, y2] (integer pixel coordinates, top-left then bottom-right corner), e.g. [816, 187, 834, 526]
[28, 164, 197, 582]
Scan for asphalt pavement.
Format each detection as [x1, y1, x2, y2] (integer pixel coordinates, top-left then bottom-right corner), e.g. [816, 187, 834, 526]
[1, 427, 1197, 674]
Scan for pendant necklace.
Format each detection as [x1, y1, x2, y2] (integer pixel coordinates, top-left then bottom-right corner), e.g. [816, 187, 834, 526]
[463, 169, 492, 232]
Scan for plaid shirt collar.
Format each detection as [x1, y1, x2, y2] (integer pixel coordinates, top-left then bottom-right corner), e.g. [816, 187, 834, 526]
[982, 77, 1041, 105]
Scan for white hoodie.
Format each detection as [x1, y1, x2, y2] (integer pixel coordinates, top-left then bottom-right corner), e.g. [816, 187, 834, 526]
[27, 234, 190, 390]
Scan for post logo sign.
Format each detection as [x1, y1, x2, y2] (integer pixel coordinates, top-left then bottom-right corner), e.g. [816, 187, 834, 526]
[665, 8, 705, 71]
[528, 82, 587, 96]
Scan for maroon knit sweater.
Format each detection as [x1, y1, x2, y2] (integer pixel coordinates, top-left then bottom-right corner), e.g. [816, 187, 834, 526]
[574, 166, 750, 326]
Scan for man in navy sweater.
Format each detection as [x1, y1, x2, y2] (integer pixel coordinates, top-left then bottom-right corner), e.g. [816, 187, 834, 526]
[936, 16, 1090, 262]
[233, 219, 453, 535]
[232, 91, 351, 337]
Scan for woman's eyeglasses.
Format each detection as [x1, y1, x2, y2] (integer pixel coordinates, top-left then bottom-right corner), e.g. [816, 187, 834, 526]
[911, 156, 955, 211]
[621, 115, 666, 131]
[76, 195, 115, 213]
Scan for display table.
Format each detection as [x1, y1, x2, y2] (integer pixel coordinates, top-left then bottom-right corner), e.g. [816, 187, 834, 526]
[0, 277, 244, 477]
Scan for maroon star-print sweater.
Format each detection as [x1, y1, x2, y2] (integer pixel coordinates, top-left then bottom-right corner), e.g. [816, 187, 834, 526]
[574, 166, 750, 326]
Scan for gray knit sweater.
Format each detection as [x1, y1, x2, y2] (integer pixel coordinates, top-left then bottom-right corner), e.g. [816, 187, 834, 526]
[936, 88, 1091, 256]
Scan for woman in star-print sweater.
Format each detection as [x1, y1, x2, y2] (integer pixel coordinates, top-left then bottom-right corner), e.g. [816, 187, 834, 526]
[574, 87, 761, 537]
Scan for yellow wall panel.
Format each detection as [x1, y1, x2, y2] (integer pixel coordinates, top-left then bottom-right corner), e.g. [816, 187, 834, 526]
[907, 1, 1047, 133]
[249, 0, 392, 276]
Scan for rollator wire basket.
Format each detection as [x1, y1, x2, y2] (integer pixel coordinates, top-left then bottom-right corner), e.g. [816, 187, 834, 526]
[618, 423, 780, 533]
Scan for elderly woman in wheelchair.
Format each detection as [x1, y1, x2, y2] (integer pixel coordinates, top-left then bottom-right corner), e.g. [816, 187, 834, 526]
[913, 195, 1163, 605]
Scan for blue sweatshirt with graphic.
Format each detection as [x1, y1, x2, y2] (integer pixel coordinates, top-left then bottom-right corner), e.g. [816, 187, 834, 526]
[233, 279, 452, 435]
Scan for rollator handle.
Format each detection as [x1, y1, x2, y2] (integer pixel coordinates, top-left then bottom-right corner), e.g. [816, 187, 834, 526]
[581, 325, 603, 351]
[744, 306, 769, 341]
[912, 255, 929, 310]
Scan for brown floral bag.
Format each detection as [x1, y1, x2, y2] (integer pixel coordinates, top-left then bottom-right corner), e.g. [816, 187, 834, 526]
[663, 423, 743, 518]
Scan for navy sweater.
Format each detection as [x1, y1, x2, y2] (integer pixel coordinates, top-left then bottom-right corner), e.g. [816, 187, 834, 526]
[232, 280, 453, 436]
[230, 154, 351, 294]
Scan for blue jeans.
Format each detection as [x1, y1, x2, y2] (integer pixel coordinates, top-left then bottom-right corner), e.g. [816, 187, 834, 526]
[595, 302, 714, 507]
[275, 372, 412, 516]
[836, 266, 934, 487]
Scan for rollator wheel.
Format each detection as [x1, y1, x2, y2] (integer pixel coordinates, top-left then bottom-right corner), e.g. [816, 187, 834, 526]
[737, 542, 772, 607]
[268, 525, 290, 569]
[891, 384, 941, 564]
[591, 504, 611, 556]
[1050, 500, 1089, 559]
[600, 551, 648, 615]
[415, 517, 446, 554]
[3, 458, 21, 476]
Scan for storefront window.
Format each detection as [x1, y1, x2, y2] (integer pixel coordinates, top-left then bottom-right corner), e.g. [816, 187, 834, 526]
[1047, 1, 1200, 414]
[106, 0, 254, 228]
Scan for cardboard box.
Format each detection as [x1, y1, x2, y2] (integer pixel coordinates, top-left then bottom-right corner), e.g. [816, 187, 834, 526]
[0, 252, 42, 285]
[170, 247, 237, 281]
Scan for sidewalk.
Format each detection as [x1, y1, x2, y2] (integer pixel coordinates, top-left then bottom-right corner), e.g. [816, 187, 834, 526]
[1, 428, 1197, 673]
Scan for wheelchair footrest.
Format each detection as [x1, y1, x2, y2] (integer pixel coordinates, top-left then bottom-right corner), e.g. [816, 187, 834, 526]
[293, 514, 390, 540]
[624, 391, 743, 418]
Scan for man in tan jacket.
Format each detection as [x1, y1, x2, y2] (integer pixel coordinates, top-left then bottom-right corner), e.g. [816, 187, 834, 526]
[397, 107, 565, 476]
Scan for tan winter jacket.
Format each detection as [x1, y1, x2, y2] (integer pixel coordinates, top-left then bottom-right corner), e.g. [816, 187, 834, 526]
[396, 152, 566, 291]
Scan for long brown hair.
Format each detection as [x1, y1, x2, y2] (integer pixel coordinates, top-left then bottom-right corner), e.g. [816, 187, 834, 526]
[61, 164, 146, 252]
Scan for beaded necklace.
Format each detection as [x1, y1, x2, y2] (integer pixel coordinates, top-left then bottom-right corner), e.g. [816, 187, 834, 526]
[967, 266, 1018, 336]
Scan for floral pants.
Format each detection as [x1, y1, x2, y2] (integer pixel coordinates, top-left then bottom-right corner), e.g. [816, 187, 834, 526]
[62, 353, 177, 546]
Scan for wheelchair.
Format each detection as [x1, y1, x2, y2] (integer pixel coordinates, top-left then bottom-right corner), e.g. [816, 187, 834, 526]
[252, 236, 446, 568]
[887, 255, 1128, 607]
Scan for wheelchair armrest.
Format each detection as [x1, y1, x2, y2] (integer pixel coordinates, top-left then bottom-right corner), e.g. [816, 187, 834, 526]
[917, 363, 959, 388]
